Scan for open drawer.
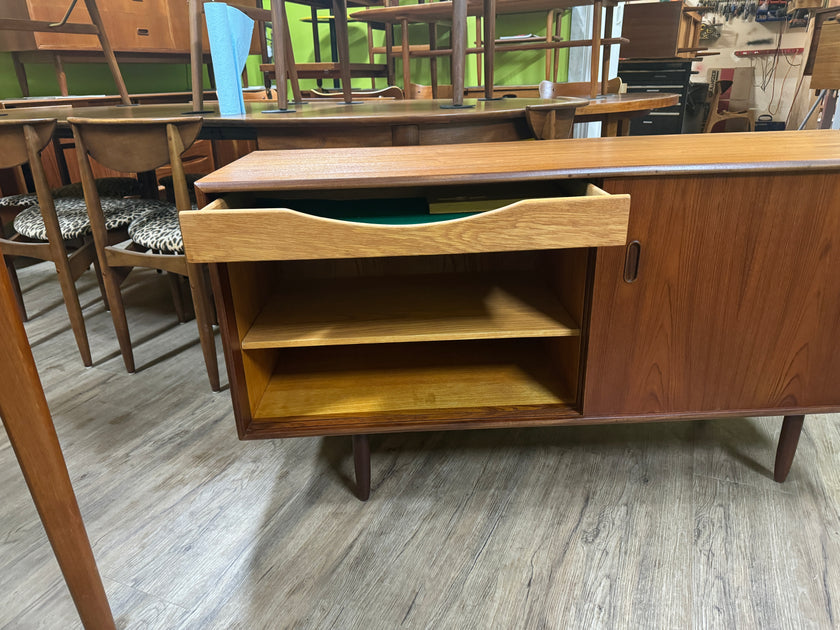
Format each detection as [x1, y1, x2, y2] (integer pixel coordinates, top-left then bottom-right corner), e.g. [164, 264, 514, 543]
[183, 182, 630, 439]
[179, 183, 630, 263]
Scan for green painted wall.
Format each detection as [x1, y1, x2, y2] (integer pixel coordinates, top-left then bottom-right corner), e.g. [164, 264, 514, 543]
[0, 5, 569, 99]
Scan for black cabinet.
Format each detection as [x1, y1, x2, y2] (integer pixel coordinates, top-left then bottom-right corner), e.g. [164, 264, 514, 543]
[618, 59, 702, 135]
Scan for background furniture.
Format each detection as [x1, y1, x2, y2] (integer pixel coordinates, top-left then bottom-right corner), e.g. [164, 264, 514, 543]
[702, 80, 756, 132]
[182, 130, 840, 498]
[0, 117, 100, 366]
[0, 99, 585, 150]
[617, 58, 696, 135]
[619, 1, 708, 59]
[0, 0, 130, 103]
[0, 242, 114, 629]
[351, 0, 627, 104]
[71, 116, 220, 391]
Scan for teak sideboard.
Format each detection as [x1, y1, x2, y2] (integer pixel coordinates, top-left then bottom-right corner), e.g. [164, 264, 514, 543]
[181, 130, 840, 500]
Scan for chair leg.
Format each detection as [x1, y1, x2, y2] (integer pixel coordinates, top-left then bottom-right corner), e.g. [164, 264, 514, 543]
[352, 434, 371, 501]
[4, 257, 27, 322]
[185, 263, 220, 392]
[100, 266, 135, 373]
[774, 414, 805, 482]
[52, 256, 93, 367]
[167, 272, 188, 323]
[91, 255, 110, 311]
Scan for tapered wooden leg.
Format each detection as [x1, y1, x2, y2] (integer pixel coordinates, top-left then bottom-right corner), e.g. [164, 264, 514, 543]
[167, 272, 188, 323]
[52, 255, 93, 367]
[4, 256, 27, 321]
[12, 52, 29, 97]
[101, 266, 135, 373]
[0, 258, 115, 629]
[91, 253, 110, 311]
[186, 263, 220, 391]
[352, 434, 371, 501]
[774, 414, 805, 482]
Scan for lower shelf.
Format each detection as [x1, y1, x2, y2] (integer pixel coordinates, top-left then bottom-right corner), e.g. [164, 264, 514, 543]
[245, 338, 579, 436]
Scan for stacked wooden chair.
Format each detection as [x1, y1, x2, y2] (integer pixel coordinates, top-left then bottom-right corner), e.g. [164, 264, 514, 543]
[69, 116, 220, 391]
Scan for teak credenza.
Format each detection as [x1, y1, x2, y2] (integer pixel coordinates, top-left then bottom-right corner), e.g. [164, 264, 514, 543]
[182, 131, 840, 500]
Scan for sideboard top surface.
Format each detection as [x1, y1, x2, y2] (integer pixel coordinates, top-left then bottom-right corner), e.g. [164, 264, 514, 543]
[195, 130, 840, 194]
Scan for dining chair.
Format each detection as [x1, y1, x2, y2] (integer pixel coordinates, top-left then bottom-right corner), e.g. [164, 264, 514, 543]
[69, 116, 220, 391]
[0, 119, 146, 367]
[702, 81, 756, 133]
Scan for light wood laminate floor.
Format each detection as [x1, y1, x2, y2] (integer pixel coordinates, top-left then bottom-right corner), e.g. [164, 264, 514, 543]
[2, 260, 840, 629]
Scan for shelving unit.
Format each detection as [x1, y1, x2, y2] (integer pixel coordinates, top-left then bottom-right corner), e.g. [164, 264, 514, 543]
[181, 180, 630, 438]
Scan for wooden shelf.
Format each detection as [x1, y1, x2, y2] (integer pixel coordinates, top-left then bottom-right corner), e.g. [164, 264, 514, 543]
[242, 273, 580, 349]
[250, 339, 575, 422]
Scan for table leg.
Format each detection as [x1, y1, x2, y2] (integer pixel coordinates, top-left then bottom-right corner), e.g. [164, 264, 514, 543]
[332, 0, 354, 103]
[352, 435, 371, 501]
[482, 0, 496, 100]
[601, 5, 613, 95]
[53, 54, 69, 97]
[84, 0, 131, 106]
[450, 0, 467, 107]
[589, 0, 602, 99]
[774, 414, 805, 482]
[12, 53, 29, 98]
[0, 253, 114, 629]
[401, 19, 411, 98]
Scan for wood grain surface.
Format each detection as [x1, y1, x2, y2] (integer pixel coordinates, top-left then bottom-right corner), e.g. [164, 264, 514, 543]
[585, 172, 840, 416]
[4, 259, 840, 628]
[194, 130, 840, 194]
[181, 192, 630, 262]
[241, 274, 581, 349]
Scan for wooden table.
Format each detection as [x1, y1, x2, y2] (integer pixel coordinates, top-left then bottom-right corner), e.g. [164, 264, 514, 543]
[0, 98, 586, 147]
[181, 130, 840, 500]
[0, 92, 675, 142]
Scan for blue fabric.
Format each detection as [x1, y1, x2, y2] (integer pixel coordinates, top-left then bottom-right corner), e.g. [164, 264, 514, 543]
[205, 3, 254, 116]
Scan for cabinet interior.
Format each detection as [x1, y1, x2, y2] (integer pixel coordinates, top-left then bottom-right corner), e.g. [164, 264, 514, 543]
[224, 245, 591, 436]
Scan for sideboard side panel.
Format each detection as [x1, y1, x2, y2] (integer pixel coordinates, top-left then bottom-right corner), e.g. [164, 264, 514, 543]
[584, 172, 840, 416]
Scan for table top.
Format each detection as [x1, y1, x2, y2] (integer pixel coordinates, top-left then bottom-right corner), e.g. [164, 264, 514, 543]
[195, 130, 840, 194]
[0, 98, 587, 128]
[0, 93, 675, 126]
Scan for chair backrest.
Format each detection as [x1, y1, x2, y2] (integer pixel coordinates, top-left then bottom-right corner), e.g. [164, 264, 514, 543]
[539, 77, 623, 99]
[69, 117, 203, 216]
[0, 119, 56, 170]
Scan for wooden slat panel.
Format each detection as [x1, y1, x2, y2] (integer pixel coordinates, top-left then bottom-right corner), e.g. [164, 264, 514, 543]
[181, 191, 630, 262]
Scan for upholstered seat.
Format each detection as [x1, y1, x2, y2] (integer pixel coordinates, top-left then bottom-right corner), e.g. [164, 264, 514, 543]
[0, 193, 38, 210]
[127, 204, 184, 253]
[13, 197, 169, 241]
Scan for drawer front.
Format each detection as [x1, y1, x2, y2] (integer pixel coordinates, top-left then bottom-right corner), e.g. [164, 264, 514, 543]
[630, 113, 684, 135]
[619, 70, 691, 87]
[181, 185, 631, 263]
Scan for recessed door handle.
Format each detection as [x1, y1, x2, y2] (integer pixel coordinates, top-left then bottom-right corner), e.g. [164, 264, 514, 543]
[624, 240, 641, 283]
[137, 28, 150, 36]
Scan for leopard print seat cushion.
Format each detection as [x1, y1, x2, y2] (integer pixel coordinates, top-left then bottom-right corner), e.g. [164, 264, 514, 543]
[13, 197, 172, 241]
[127, 204, 184, 253]
[0, 193, 38, 209]
[1, 177, 140, 214]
